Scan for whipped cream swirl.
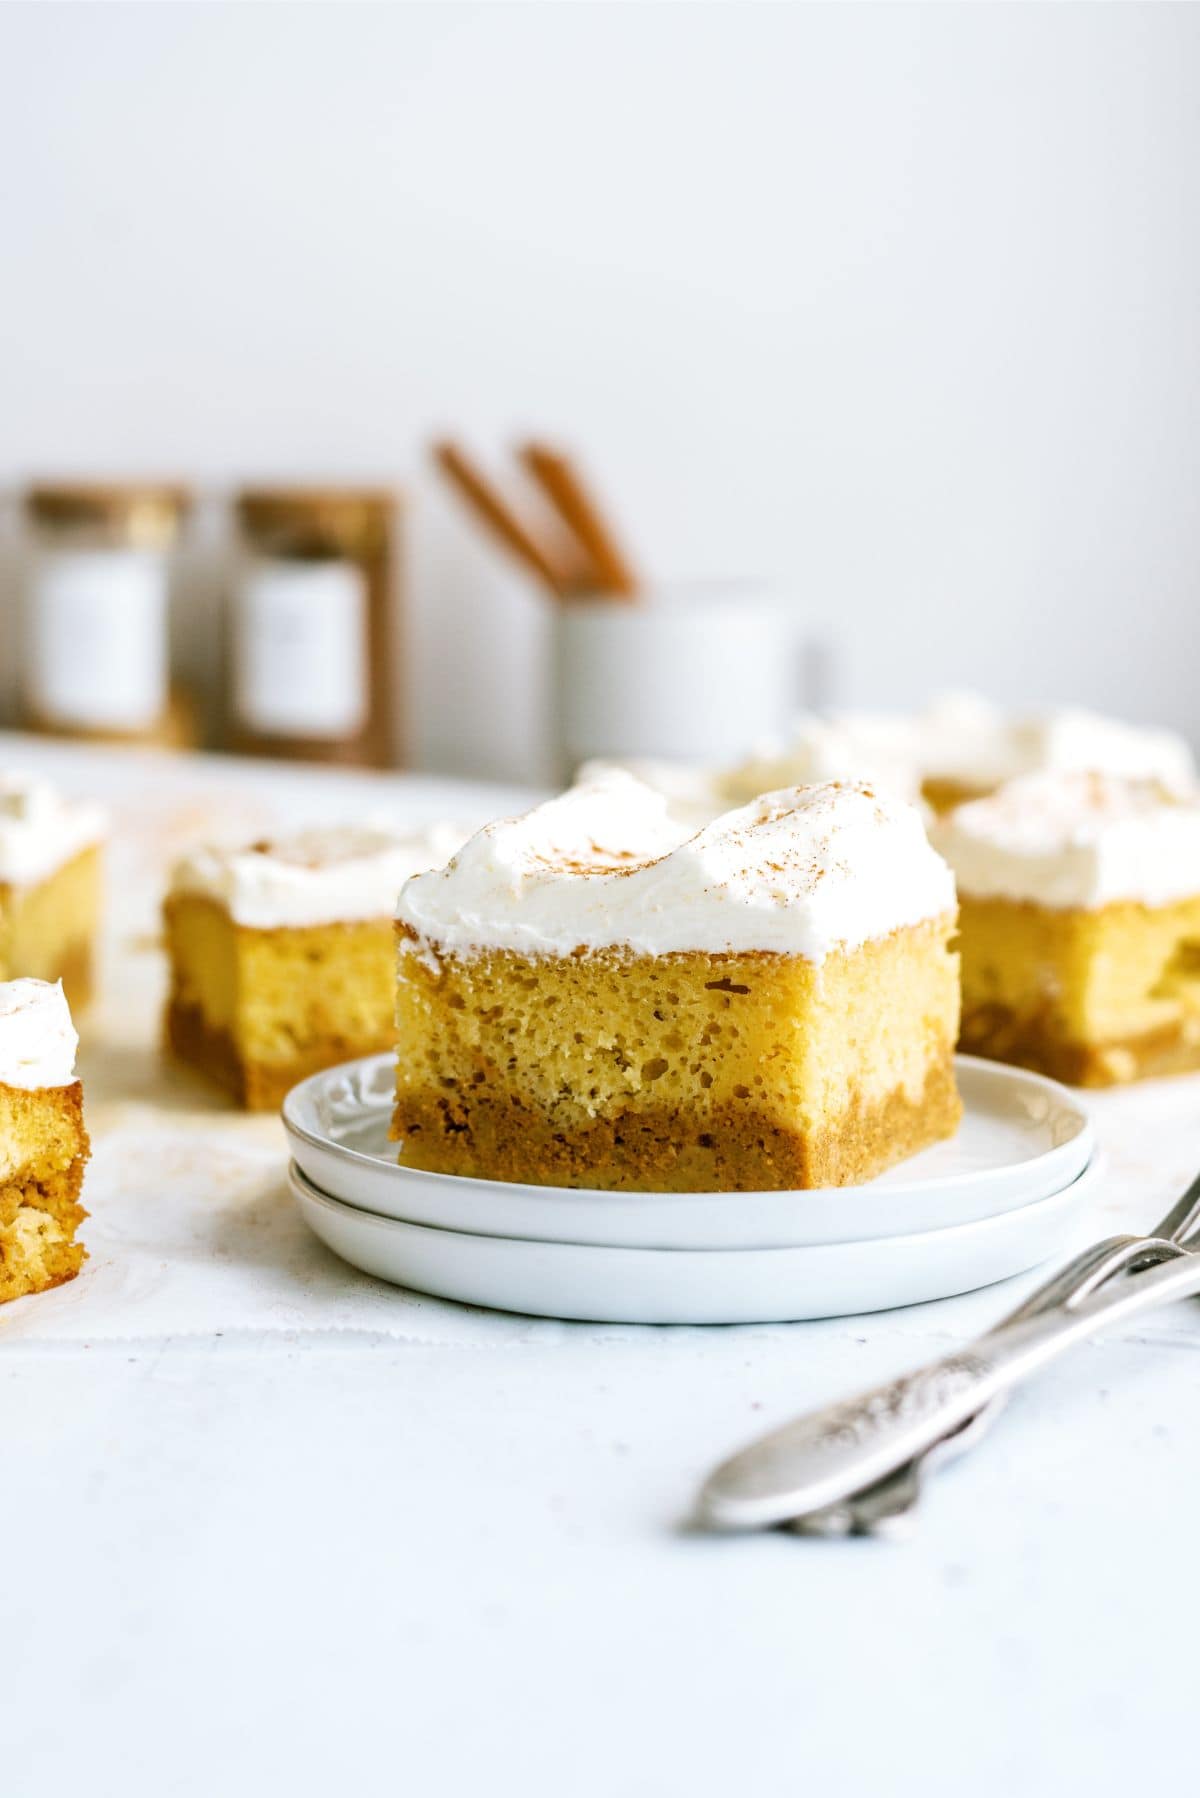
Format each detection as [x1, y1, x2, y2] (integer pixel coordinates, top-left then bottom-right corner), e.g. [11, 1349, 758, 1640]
[170, 822, 470, 929]
[0, 774, 106, 885]
[728, 694, 1195, 801]
[915, 694, 1196, 792]
[0, 979, 79, 1088]
[932, 772, 1200, 909]
[397, 771, 956, 963]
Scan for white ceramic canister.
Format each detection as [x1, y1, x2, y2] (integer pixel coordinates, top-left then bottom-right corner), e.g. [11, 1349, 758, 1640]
[551, 585, 804, 782]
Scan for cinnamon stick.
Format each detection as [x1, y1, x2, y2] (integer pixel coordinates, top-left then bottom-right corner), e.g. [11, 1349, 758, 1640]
[518, 442, 639, 600]
[433, 441, 582, 600]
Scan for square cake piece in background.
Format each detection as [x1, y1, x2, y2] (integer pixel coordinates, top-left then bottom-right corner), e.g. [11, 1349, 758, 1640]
[910, 698, 1197, 815]
[592, 696, 1196, 829]
[393, 773, 961, 1192]
[932, 772, 1200, 1086]
[0, 774, 105, 1008]
[164, 822, 468, 1110]
[0, 978, 90, 1305]
[724, 695, 1196, 814]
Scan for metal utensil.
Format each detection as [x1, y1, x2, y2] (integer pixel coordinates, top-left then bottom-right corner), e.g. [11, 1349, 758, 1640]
[697, 1208, 1200, 1534]
[792, 1170, 1200, 1537]
[788, 1231, 1190, 1537]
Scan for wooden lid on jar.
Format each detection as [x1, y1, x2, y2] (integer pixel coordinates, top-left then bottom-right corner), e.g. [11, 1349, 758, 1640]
[236, 486, 396, 559]
[25, 481, 191, 546]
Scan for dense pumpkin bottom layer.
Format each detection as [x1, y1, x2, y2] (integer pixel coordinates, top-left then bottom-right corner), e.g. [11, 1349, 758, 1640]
[0, 1080, 90, 1305]
[957, 893, 1200, 1087]
[164, 897, 396, 1110]
[166, 999, 395, 1110]
[0, 846, 102, 1011]
[392, 922, 961, 1191]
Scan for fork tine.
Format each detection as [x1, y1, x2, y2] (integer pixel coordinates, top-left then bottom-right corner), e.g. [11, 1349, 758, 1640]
[1151, 1170, 1200, 1245]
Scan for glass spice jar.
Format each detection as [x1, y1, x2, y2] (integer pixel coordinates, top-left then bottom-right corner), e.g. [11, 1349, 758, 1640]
[230, 487, 399, 767]
[22, 482, 192, 744]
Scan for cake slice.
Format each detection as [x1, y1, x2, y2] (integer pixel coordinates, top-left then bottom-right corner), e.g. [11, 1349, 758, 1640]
[0, 774, 105, 1008]
[914, 696, 1196, 814]
[721, 715, 924, 809]
[393, 774, 961, 1192]
[932, 772, 1200, 1085]
[720, 695, 1196, 816]
[0, 978, 90, 1304]
[164, 821, 468, 1109]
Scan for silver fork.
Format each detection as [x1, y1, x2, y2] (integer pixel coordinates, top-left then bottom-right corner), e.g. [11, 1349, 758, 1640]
[790, 1169, 1200, 1537]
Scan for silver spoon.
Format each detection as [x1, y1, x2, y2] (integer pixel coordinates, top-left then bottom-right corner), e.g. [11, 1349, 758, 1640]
[789, 1170, 1200, 1536]
[698, 1171, 1200, 1536]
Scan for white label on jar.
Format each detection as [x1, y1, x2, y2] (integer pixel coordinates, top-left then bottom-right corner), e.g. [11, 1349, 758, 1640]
[28, 549, 168, 730]
[234, 560, 369, 740]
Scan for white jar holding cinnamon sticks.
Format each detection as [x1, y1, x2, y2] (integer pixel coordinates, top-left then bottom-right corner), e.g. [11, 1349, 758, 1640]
[552, 585, 801, 781]
[429, 438, 804, 782]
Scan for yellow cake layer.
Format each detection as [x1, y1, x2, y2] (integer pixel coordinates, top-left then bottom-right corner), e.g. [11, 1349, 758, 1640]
[164, 894, 397, 1109]
[392, 918, 961, 1191]
[0, 845, 101, 1010]
[0, 1078, 90, 1305]
[958, 892, 1200, 1085]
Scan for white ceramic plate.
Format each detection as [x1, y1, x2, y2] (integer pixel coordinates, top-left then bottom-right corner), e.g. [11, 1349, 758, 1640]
[282, 1054, 1093, 1251]
[288, 1155, 1099, 1325]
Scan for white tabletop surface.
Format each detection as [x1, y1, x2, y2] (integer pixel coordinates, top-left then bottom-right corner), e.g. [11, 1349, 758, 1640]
[3, 733, 1198, 1798]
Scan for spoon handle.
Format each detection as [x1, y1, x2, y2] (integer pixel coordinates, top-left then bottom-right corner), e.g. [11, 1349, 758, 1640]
[699, 1246, 1200, 1532]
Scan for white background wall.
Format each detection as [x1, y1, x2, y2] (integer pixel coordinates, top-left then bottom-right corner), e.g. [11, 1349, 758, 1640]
[2, 3, 1198, 781]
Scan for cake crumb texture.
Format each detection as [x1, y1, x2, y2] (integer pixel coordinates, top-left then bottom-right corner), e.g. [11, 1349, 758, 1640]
[0, 845, 101, 1010]
[164, 895, 397, 1110]
[392, 920, 960, 1191]
[0, 1079, 89, 1304]
[957, 893, 1200, 1086]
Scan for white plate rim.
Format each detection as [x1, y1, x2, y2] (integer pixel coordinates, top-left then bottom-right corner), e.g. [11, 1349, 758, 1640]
[289, 1152, 1099, 1258]
[288, 1154, 1100, 1325]
[282, 1053, 1094, 1251]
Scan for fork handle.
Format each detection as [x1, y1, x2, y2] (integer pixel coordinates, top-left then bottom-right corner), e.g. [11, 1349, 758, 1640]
[793, 1235, 1187, 1537]
[698, 1246, 1200, 1531]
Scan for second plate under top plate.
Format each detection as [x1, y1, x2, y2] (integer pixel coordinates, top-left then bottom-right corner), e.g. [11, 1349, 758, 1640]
[282, 1053, 1094, 1252]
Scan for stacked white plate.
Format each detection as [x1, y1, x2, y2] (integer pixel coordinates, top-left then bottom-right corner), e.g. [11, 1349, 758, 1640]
[283, 1053, 1098, 1325]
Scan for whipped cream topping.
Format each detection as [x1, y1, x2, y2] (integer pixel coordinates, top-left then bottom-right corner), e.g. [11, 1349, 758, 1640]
[931, 772, 1200, 909]
[0, 774, 106, 886]
[397, 771, 955, 963]
[574, 758, 728, 828]
[0, 979, 79, 1088]
[726, 694, 1196, 803]
[915, 693, 1196, 791]
[170, 821, 470, 929]
[723, 716, 923, 806]
[1007, 708, 1196, 789]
